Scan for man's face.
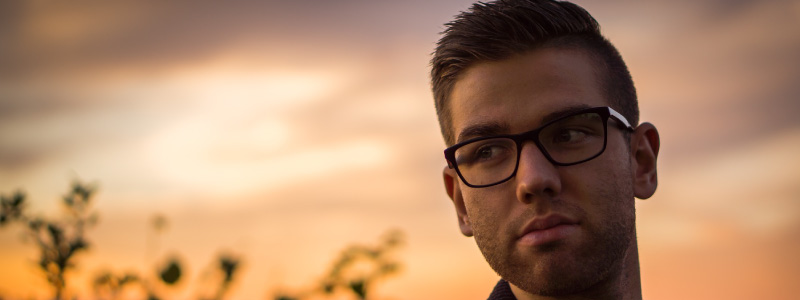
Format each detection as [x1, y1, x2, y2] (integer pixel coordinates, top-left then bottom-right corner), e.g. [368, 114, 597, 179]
[443, 48, 637, 295]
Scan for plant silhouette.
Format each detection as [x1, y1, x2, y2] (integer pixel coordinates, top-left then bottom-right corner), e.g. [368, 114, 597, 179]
[0, 180, 241, 300]
[274, 230, 405, 300]
[2, 181, 404, 300]
[92, 227, 240, 300]
[91, 270, 140, 299]
[91, 256, 189, 300]
[1, 180, 98, 300]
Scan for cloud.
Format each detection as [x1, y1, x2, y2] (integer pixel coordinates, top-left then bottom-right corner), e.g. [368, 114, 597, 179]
[0, 1, 459, 82]
[613, 0, 800, 160]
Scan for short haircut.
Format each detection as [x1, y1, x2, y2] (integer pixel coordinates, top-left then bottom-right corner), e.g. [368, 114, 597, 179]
[431, 0, 639, 146]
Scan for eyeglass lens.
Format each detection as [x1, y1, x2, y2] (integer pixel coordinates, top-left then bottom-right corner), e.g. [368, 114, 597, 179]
[453, 111, 605, 186]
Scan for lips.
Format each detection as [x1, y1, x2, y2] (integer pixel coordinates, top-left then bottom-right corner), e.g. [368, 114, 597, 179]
[517, 214, 580, 247]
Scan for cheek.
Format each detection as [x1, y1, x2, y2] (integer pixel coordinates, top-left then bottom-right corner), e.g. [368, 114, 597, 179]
[560, 153, 635, 221]
[462, 187, 515, 228]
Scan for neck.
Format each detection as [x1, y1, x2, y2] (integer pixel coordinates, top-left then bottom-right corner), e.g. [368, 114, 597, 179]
[510, 240, 642, 300]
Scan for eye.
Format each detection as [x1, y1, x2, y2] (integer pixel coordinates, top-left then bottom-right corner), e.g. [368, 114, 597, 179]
[553, 129, 588, 144]
[455, 139, 514, 166]
[475, 144, 504, 160]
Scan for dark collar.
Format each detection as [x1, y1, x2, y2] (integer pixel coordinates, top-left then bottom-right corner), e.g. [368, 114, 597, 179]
[487, 279, 517, 300]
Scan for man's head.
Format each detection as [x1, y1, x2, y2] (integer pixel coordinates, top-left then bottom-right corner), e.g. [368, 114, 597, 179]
[431, 0, 638, 147]
[431, 0, 660, 298]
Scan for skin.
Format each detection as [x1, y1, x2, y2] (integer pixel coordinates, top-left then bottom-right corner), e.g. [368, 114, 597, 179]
[442, 47, 660, 300]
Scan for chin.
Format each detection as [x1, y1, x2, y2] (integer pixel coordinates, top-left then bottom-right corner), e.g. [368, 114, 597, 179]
[485, 232, 630, 297]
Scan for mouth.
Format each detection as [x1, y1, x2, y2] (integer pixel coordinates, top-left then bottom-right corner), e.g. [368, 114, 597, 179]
[517, 214, 580, 247]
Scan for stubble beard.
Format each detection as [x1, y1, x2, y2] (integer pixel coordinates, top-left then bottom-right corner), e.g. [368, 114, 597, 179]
[470, 175, 636, 296]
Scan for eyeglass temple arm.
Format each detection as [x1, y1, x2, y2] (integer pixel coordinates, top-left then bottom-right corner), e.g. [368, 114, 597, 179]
[608, 108, 635, 130]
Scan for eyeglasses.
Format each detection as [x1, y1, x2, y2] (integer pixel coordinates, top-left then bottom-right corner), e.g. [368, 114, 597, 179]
[444, 106, 634, 188]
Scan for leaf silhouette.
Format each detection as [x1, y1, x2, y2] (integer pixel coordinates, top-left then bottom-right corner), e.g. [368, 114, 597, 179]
[159, 260, 182, 285]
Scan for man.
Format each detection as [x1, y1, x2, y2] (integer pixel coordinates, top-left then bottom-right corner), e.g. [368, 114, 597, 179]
[430, 1, 660, 299]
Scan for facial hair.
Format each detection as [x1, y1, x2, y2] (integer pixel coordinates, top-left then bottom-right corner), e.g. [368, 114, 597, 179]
[469, 169, 636, 296]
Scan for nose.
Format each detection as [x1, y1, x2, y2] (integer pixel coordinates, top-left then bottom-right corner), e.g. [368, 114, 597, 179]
[515, 141, 562, 204]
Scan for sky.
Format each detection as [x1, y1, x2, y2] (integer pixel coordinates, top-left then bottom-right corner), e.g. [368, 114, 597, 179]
[1, 0, 799, 299]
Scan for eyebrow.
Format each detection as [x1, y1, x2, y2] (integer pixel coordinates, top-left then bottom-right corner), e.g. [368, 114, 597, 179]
[455, 103, 594, 144]
[456, 122, 510, 144]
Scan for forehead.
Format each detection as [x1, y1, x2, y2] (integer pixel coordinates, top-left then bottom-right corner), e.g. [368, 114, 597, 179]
[449, 48, 608, 143]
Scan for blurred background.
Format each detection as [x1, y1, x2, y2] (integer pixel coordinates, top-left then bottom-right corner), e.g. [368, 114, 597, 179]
[1, 0, 799, 299]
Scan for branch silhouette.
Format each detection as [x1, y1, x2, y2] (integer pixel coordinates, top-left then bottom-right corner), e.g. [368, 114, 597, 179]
[274, 230, 405, 300]
[1, 180, 98, 300]
[2, 181, 403, 300]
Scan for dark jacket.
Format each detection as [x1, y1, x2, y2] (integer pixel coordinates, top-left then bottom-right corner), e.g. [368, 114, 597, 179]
[487, 279, 517, 300]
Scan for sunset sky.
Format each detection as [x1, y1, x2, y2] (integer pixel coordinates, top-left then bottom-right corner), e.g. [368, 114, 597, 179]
[1, 1, 799, 299]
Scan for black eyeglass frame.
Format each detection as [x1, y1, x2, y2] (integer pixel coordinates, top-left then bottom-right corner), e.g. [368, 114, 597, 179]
[444, 106, 635, 188]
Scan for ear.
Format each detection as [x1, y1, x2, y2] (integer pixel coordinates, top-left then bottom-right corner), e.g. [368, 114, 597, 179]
[630, 122, 660, 199]
[443, 166, 473, 236]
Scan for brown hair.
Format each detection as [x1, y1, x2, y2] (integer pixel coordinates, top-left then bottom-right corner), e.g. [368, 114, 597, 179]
[431, 0, 638, 145]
